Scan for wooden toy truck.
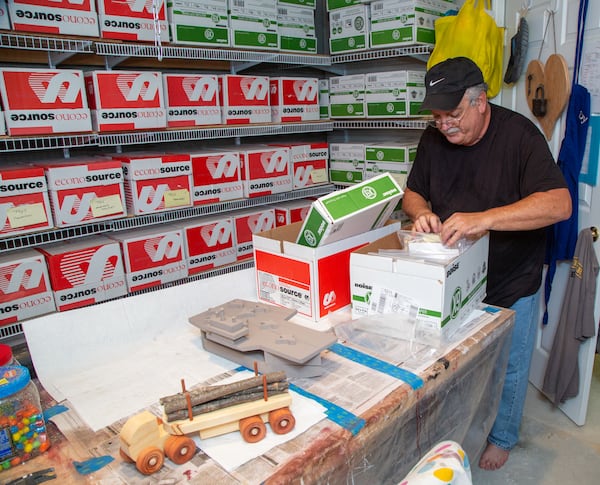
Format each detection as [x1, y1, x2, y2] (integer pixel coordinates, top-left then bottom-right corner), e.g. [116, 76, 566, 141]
[119, 371, 295, 475]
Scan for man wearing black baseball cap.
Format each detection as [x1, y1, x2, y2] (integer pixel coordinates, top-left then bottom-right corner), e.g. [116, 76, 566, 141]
[403, 57, 572, 470]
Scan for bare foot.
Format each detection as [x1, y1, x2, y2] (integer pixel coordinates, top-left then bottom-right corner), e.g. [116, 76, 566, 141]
[478, 442, 510, 470]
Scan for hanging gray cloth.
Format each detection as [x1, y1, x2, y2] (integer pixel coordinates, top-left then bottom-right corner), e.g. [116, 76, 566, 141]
[542, 228, 599, 405]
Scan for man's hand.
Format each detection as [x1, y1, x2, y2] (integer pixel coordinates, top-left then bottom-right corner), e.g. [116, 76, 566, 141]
[413, 211, 443, 234]
[441, 212, 489, 246]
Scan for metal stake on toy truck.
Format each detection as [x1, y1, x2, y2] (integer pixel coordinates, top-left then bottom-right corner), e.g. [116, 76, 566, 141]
[119, 371, 295, 475]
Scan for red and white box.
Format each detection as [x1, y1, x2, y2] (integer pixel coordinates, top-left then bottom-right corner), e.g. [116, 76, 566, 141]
[182, 216, 237, 275]
[7, 0, 99, 37]
[189, 149, 243, 205]
[270, 77, 320, 123]
[253, 221, 401, 322]
[0, 249, 55, 325]
[219, 75, 271, 125]
[0, 106, 5, 135]
[0, 67, 92, 136]
[37, 235, 127, 312]
[239, 145, 292, 198]
[97, 0, 168, 42]
[85, 70, 166, 132]
[1, 0, 11, 30]
[270, 141, 329, 189]
[1, 165, 54, 238]
[110, 225, 188, 292]
[233, 207, 276, 261]
[272, 199, 313, 227]
[40, 158, 126, 227]
[117, 152, 192, 215]
[163, 73, 221, 128]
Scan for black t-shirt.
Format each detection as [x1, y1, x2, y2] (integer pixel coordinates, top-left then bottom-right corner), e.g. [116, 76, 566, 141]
[406, 104, 568, 308]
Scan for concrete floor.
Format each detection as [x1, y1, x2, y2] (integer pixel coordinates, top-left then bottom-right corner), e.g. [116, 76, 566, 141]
[471, 355, 600, 484]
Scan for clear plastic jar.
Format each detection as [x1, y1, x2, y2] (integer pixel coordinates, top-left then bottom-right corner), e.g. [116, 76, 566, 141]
[0, 365, 50, 470]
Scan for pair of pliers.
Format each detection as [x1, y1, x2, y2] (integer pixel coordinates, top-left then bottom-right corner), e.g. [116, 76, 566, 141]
[5, 467, 56, 485]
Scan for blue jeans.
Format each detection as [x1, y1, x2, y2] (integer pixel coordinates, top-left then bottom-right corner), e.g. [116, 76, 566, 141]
[487, 290, 540, 451]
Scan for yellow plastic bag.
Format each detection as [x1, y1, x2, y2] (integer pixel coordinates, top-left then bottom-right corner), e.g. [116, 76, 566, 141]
[428, 0, 504, 98]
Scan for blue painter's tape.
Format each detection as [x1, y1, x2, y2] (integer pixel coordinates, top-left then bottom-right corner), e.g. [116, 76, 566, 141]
[43, 404, 69, 421]
[289, 383, 365, 435]
[73, 456, 114, 475]
[482, 306, 500, 313]
[328, 343, 423, 390]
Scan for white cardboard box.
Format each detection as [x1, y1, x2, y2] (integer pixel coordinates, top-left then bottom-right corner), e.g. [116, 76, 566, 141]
[329, 74, 365, 118]
[328, 142, 366, 185]
[229, 0, 278, 51]
[364, 141, 417, 189]
[189, 149, 243, 205]
[350, 231, 489, 342]
[369, 0, 455, 47]
[181, 216, 237, 274]
[272, 198, 313, 226]
[110, 225, 188, 293]
[85, 70, 167, 132]
[269, 141, 329, 189]
[0, 67, 92, 136]
[7, 0, 99, 36]
[0, 249, 55, 325]
[254, 221, 401, 321]
[329, 4, 369, 54]
[41, 158, 127, 227]
[296, 172, 403, 247]
[277, 4, 316, 53]
[37, 235, 127, 312]
[0, 0, 10, 29]
[97, 0, 169, 42]
[365, 70, 426, 118]
[0, 165, 54, 237]
[239, 145, 292, 198]
[163, 73, 221, 128]
[167, 0, 229, 46]
[270, 77, 320, 123]
[319, 79, 329, 120]
[117, 152, 193, 215]
[219, 74, 271, 125]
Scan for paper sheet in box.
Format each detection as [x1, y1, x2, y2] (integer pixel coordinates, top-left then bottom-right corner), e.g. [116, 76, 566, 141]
[254, 221, 401, 321]
[350, 231, 489, 342]
[296, 172, 402, 247]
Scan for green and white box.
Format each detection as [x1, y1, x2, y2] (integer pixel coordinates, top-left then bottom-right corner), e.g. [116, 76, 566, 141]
[329, 74, 365, 118]
[278, 4, 316, 53]
[365, 141, 417, 189]
[319, 79, 330, 120]
[168, 0, 229, 46]
[370, 0, 455, 47]
[365, 70, 426, 118]
[327, 0, 363, 11]
[230, 0, 278, 51]
[278, 0, 315, 9]
[329, 4, 369, 54]
[350, 231, 489, 344]
[296, 172, 403, 247]
[329, 142, 366, 185]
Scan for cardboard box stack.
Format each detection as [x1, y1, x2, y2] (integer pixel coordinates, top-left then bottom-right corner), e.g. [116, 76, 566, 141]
[329, 74, 365, 119]
[277, 3, 317, 53]
[163, 73, 221, 128]
[7, 0, 99, 36]
[219, 75, 271, 125]
[117, 152, 193, 216]
[40, 158, 127, 227]
[0, 249, 55, 326]
[328, 3, 370, 54]
[364, 140, 418, 189]
[0, 67, 92, 136]
[189, 149, 243, 205]
[182, 216, 237, 274]
[167, 0, 230, 46]
[85, 70, 167, 132]
[97, 0, 169, 42]
[110, 225, 188, 292]
[229, 0, 278, 51]
[269, 142, 329, 190]
[37, 236, 127, 311]
[365, 70, 426, 118]
[0, 165, 54, 237]
[270, 77, 320, 123]
[239, 145, 292, 198]
[328, 142, 366, 185]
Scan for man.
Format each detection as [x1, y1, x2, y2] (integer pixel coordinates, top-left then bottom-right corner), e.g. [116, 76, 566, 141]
[403, 57, 572, 470]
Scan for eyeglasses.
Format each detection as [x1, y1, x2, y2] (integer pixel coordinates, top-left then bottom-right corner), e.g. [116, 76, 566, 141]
[428, 108, 469, 129]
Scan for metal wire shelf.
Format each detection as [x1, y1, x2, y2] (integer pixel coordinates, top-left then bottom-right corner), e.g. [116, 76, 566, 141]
[331, 44, 433, 64]
[332, 119, 430, 130]
[0, 32, 93, 53]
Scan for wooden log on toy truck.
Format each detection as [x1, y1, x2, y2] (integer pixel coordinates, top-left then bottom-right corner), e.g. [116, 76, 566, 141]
[119, 371, 296, 475]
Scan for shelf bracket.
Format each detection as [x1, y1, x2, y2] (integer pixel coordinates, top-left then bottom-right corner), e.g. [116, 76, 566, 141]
[47, 50, 80, 69]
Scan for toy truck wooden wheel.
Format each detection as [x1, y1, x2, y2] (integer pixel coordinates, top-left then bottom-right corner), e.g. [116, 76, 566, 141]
[136, 446, 165, 475]
[164, 435, 196, 465]
[268, 407, 296, 434]
[239, 415, 267, 443]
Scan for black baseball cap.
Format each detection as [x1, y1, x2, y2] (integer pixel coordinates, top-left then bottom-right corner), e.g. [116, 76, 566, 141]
[420, 57, 485, 111]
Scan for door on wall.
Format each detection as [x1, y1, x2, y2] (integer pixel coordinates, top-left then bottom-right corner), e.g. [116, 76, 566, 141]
[503, 0, 600, 426]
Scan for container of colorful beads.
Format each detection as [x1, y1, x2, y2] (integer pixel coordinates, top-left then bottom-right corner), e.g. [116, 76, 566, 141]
[0, 366, 50, 470]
